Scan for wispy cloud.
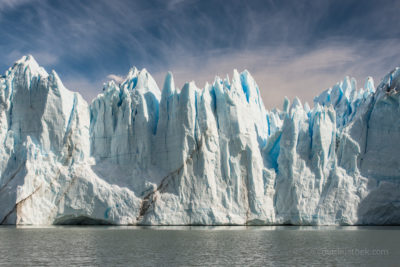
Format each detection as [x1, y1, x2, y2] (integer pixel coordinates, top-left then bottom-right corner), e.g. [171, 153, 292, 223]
[0, 0, 33, 11]
[0, 0, 399, 108]
[152, 39, 400, 108]
[107, 74, 125, 84]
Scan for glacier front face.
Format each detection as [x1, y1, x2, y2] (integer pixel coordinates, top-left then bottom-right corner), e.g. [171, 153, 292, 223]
[0, 55, 400, 225]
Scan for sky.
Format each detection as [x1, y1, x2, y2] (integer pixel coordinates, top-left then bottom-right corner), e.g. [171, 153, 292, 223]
[0, 0, 400, 108]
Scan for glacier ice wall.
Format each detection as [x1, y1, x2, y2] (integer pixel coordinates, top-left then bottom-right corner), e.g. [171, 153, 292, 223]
[0, 55, 400, 225]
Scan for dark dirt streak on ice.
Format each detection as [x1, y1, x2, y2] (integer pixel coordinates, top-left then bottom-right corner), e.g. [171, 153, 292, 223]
[136, 132, 206, 224]
[1, 183, 42, 224]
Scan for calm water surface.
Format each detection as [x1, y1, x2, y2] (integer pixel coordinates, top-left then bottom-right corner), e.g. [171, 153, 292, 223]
[0, 226, 399, 266]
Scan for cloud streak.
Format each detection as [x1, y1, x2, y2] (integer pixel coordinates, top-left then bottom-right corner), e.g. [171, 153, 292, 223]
[0, 0, 34, 11]
[151, 39, 400, 108]
[106, 74, 125, 84]
[0, 0, 399, 108]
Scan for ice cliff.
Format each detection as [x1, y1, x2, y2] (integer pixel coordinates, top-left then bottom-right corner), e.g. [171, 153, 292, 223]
[0, 55, 399, 225]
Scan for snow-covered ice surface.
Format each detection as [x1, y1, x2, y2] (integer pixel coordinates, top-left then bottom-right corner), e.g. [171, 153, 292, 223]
[0, 55, 399, 225]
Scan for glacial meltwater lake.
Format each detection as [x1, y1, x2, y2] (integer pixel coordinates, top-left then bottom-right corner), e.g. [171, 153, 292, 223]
[0, 226, 399, 266]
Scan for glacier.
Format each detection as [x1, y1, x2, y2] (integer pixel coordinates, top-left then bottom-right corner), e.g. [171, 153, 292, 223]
[0, 55, 399, 225]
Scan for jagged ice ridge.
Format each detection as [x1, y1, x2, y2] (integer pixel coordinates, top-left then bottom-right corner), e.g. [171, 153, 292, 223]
[0, 55, 399, 225]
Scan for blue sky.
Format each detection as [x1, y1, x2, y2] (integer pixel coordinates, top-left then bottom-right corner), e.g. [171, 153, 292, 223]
[1, 0, 400, 108]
